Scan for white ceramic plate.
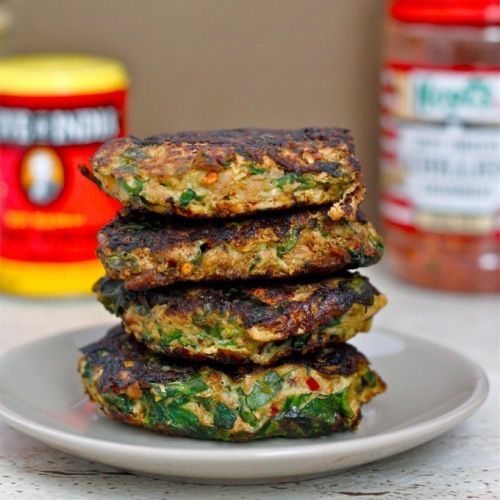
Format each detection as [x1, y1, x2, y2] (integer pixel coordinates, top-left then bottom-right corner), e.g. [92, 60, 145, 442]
[0, 326, 488, 484]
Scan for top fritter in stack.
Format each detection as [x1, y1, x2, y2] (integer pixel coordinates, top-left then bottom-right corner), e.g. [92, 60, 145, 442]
[79, 128, 388, 441]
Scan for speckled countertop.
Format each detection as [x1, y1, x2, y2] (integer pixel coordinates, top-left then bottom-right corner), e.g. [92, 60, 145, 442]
[0, 264, 499, 499]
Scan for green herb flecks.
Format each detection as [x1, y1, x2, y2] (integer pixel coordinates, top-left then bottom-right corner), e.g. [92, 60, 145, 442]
[204, 323, 222, 339]
[118, 177, 144, 196]
[274, 173, 313, 191]
[249, 164, 266, 175]
[143, 330, 154, 342]
[159, 330, 183, 347]
[105, 255, 123, 271]
[81, 360, 94, 380]
[348, 246, 371, 267]
[249, 255, 262, 272]
[276, 227, 301, 258]
[179, 188, 203, 208]
[362, 370, 377, 387]
[324, 317, 341, 329]
[368, 232, 385, 255]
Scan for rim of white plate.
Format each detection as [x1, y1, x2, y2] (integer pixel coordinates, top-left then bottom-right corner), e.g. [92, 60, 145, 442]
[0, 326, 489, 464]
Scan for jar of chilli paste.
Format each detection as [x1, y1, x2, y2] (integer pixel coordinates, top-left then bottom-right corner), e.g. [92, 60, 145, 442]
[0, 54, 128, 296]
[380, 0, 500, 292]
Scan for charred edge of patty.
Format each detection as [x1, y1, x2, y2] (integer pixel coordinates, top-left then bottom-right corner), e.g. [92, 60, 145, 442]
[328, 183, 366, 221]
[80, 326, 370, 390]
[98, 206, 371, 254]
[95, 128, 361, 176]
[121, 325, 370, 366]
[94, 273, 380, 339]
[80, 326, 196, 391]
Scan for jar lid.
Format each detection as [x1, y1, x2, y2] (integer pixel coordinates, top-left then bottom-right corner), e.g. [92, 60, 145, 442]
[390, 0, 500, 26]
[0, 54, 129, 96]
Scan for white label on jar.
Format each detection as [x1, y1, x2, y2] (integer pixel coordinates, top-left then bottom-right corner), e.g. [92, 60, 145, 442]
[398, 124, 500, 215]
[386, 67, 500, 124]
[0, 106, 119, 145]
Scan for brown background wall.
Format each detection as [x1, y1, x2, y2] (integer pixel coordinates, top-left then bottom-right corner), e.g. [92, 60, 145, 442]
[4, 0, 385, 219]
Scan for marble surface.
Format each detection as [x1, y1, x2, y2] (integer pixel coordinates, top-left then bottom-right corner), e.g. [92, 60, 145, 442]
[1, 264, 499, 499]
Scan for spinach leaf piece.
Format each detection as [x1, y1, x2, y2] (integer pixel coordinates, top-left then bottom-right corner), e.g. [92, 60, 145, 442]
[102, 393, 135, 414]
[274, 173, 312, 190]
[276, 228, 301, 258]
[204, 323, 222, 339]
[117, 177, 144, 196]
[213, 402, 237, 429]
[246, 371, 283, 410]
[282, 393, 310, 417]
[167, 406, 200, 433]
[237, 388, 259, 426]
[147, 395, 201, 434]
[160, 330, 184, 346]
[301, 388, 354, 421]
[249, 164, 266, 175]
[179, 188, 202, 208]
[162, 376, 208, 398]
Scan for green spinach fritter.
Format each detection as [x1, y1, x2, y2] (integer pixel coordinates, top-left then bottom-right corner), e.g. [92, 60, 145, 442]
[94, 273, 387, 365]
[97, 208, 383, 290]
[88, 128, 364, 219]
[79, 327, 386, 441]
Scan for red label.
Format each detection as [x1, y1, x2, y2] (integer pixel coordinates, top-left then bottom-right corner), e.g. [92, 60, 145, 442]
[0, 90, 126, 262]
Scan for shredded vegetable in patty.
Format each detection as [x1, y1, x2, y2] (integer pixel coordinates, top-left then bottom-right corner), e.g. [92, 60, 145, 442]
[94, 273, 387, 365]
[89, 128, 365, 219]
[79, 327, 386, 441]
[97, 208, 384, 290]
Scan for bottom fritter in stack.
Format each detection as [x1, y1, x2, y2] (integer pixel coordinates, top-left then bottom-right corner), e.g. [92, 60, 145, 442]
[79, 128, 388, 441]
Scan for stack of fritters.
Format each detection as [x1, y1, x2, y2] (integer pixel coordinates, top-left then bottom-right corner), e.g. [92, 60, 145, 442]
[79, 128, 387, 441]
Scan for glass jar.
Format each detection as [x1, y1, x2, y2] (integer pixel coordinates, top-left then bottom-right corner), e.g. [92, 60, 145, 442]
[380, 0, 500, 292]
[0, 54, 128, 296]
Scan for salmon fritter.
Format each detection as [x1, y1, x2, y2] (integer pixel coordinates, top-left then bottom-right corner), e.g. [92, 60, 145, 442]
[88, 128, 365, 219]
[79, 326, 386, 441]
[97, 208, 384, 290]
[94, 273, 387, 365]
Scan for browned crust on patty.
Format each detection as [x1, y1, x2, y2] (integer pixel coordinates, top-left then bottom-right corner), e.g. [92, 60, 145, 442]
[94, 273, 382, 343]
[90, 128, 364, 218]
[80, 325, 371, 390]
[140, 128, 360, 173]
[97, 208, 384, 290]
[95, 128, 360, 175]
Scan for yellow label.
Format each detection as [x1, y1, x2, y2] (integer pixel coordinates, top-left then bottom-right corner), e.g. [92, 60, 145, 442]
[0, 258, 104, 296]
[0, 54, 128, 95]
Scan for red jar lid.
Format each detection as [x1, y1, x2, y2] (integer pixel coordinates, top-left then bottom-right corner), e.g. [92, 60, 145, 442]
[390, 0, 500, 26]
